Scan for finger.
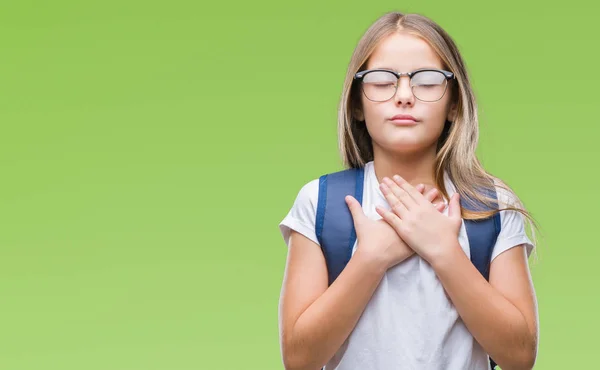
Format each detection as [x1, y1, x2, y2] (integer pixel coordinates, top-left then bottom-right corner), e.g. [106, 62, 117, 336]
[345, 195, 366, 226]
[393, 175, 426, 204]
[416, 184, 425, 193]
[433, 202, 446, 213]
[379, 182, 409, 219]
[447, 193, 462, 221]
[423, 187, 439, 203]
[375, 205, 403, 232]
[383, 177, 416, 210]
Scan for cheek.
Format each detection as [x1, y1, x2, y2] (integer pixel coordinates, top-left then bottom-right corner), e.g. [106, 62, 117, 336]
[361, 97, 377, 118]
[362, 98, 393, 124]
[423, 101, 451, 127]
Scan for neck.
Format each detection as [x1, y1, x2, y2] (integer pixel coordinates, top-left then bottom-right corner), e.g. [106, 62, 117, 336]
[372, 144, 438, 190]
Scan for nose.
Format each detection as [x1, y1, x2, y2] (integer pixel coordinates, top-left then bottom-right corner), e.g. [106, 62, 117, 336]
[393, 75, 414, 106]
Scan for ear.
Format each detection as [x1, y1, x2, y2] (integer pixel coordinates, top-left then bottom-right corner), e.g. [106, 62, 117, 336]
[447, 102, 458, 122]
[354, 107, 365, 122]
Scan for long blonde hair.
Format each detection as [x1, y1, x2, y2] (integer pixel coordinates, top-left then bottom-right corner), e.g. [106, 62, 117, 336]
[338, 12, 538, 242]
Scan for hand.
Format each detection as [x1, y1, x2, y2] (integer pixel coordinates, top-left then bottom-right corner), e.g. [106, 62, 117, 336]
[375, 175, 463, 265]
[345, 183, 446, 270]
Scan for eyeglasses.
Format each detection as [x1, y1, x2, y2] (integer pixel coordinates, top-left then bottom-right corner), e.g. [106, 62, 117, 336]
[354, 68, 455, 102]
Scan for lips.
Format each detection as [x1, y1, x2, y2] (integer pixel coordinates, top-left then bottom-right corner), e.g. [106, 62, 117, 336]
[390, 114, 418, 121]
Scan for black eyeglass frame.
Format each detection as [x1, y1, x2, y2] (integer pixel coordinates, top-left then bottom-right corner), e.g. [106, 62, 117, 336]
[353, 68, 455, 102]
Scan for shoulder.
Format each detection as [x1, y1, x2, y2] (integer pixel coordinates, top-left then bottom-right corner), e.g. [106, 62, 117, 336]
[491, 177, 524, 210]
[489, 177, 535, 260]
[278, 178, 321, 247]
[278, 167, 365, 247]
[293, 178, 321, 211]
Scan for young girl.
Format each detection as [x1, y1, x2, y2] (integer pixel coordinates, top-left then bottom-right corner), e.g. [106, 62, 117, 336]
[278, 11, 538, 370]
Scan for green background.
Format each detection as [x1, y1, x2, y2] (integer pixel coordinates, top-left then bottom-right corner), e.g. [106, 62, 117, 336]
[0, 0, 596, 369]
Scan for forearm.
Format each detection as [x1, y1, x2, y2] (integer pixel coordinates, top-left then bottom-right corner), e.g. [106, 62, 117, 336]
[431, 245, 537, 370]
[284, 248, 386, 370]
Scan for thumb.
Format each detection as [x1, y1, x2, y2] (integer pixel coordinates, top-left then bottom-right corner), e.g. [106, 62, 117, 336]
[345, 195, 366, 226]
[448, 193, 462, 221]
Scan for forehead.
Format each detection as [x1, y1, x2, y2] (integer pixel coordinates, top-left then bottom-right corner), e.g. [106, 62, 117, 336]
[366, 32, 443, 71]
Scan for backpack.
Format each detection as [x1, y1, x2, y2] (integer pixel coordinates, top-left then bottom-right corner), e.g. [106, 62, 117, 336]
[315, 167, 501, 370]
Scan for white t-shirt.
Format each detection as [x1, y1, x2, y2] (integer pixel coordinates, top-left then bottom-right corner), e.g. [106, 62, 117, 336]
[278, 161, 534, 370]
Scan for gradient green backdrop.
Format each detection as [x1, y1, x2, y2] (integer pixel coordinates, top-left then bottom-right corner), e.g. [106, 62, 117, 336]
[1, 0, 597, 369]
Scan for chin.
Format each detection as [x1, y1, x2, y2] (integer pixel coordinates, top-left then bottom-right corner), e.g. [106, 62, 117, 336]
[379, 138, 438, 156]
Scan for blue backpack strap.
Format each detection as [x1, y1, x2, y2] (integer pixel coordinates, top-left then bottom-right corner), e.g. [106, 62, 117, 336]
[316, 170, 500, 369]
[461, 186, 501, 280]
[315, 167, 364, 286]
[461, 186, 502, 370]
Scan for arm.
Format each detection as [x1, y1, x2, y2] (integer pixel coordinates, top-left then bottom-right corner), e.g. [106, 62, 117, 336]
[431, 243, 538, 370]
[279, 179, 442, 369]
[375, 175, 539, 370]
[278, 231, 387, 370]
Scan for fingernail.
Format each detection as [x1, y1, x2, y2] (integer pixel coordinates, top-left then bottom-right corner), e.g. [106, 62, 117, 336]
[393, 175, 402, 182]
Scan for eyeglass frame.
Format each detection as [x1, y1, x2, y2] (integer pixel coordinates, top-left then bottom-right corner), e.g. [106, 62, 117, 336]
[353, 68, 455, 102]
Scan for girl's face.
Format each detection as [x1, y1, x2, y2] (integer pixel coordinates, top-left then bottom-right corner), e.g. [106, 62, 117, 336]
[356, 32, 456, 156]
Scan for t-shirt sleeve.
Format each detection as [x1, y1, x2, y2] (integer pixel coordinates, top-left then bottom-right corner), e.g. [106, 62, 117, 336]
[491, 185, 535, 261]
[279, 179, 320, 248]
